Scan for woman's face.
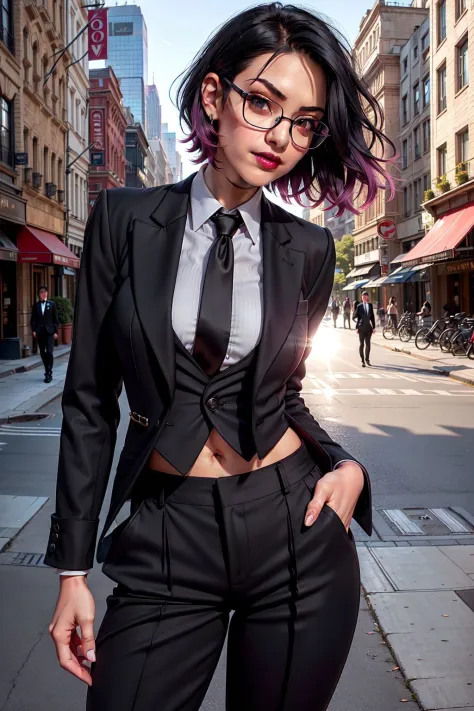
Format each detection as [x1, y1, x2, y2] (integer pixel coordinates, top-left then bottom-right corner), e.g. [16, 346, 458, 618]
[201, 52, 327, 188]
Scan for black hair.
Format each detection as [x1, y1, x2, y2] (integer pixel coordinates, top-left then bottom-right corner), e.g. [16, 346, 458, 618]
[174, 2, 399, 215]
[38, 285, 48, 294]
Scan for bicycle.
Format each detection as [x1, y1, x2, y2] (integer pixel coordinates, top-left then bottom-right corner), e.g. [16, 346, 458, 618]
[415, 318, 450, 350]
[450, 319, 474, 357]
[439, 313, 467, 353]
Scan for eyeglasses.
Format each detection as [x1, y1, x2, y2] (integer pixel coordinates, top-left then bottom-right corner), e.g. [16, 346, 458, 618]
[223, 78, 330, 150]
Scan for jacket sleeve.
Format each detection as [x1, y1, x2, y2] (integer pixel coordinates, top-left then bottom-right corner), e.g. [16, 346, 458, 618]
[284, 228, 372, 535]
[43, 189, 123, 570]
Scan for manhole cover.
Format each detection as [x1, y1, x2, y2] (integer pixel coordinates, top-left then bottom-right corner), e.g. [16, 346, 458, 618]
[380, 508, 473, 536]
[0, 552, 46, 567]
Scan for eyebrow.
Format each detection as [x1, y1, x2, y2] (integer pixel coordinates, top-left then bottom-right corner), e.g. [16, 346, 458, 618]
[248, 77, 325, 114]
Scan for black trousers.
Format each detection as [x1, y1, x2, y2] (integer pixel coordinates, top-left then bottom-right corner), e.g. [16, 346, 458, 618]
[88, 443, 360, 711]
[37, 332, 54, 375]
[358, 329, 372, 363]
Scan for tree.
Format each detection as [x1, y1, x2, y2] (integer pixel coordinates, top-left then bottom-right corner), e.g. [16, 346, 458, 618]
[332, 234, 354, 298]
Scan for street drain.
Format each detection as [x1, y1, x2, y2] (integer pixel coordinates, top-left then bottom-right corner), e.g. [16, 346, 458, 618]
[380, 507, 474, 536]
[1, 413, 53, 424]
[0, 551, 46, 567]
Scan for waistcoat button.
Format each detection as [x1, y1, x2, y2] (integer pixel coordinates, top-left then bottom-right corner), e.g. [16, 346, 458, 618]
[207, 397, 218, 412]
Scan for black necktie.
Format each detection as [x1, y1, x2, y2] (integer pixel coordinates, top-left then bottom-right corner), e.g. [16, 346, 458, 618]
[192, 208, 243, 375]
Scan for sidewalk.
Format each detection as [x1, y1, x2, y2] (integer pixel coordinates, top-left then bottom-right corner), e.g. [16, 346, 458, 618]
[360, 544, 474, 710]
[0, 347, 70, 420]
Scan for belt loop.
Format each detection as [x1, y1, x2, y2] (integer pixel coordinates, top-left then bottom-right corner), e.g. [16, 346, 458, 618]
[275, 461, 291, 495]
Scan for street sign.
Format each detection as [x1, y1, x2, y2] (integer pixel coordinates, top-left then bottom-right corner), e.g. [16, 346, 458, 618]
[377, 219, 397, 240]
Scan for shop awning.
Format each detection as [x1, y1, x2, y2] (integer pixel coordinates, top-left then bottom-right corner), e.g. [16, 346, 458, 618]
[342, 279, 369, 291]
[400, 204, 474, 266]
[381, 267, 414, 284]
[364, 275, 389, 289]
[17, 227, 80, 269]
[0, 235, 18, 262]
[350, 263, 378, 278]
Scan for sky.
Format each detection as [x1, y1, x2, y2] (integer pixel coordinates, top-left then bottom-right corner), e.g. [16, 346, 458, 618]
[92, 0, 379, 214]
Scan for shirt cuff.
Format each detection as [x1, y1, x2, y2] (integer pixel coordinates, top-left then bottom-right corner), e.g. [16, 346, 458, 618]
[56, 569, 90, 575]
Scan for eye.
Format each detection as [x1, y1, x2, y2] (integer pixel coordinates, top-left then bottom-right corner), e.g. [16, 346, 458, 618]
[294, 117, 319, 135]
[247, 93, 273, 114]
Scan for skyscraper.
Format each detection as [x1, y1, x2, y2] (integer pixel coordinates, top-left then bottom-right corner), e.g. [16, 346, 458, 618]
[146, 84, 161, 140]
[106, 5, 148, 131]
[161, 123, 178, 181]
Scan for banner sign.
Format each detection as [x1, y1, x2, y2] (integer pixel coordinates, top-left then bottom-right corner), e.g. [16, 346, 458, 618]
[88, 8, 108, 60]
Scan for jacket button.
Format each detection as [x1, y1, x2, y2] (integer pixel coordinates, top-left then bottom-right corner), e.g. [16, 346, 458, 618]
[207, 397, 218, 412]
[52, 523, 60, 533]
[51, 533, 59, 542]
[48, 543, 56, 553]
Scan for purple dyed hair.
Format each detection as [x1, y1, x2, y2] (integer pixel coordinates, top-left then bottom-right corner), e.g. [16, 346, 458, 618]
[174, 3, 400, 216]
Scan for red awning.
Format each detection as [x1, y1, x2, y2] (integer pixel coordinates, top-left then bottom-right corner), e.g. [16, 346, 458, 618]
[17, 226, 80, 269]
[401, 204, 474, 266]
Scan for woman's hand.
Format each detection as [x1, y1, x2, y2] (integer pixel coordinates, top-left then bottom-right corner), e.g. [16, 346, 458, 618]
[49, 575, 96, 686]
[305, 462, 364, 531]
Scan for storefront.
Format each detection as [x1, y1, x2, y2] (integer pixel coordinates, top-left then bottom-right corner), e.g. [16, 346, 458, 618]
[0, 188, 27, 359]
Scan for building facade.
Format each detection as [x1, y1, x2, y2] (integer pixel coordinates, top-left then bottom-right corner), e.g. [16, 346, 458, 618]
[106, 5, 148, 131]
[351, 0, 429, 306]
[146, 83, 161, 140]
[125, 113, 149, 189]
[161, 123, 178, 181]
[401, 0, 474, 317]
[89, 67, 127, 210]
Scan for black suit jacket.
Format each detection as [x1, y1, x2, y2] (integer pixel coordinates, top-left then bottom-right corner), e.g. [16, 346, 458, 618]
[353, 302, 376, 332]
[44, 175, 373, 570]
[30, 300, 59, 336]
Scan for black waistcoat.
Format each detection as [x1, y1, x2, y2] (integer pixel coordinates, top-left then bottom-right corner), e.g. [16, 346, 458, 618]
[154, 335, 259, 472]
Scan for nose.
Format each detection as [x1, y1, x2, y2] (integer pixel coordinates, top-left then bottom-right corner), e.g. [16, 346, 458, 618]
[265, 117, 291, 149]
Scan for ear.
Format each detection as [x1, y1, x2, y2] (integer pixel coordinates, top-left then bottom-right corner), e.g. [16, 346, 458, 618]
[201, 72, 223, 123]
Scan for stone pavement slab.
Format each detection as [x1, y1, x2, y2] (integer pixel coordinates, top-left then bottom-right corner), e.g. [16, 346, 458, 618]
[368, 591, 474, 634]
[0, 495, 48, 549]
[438, 545, 474, 574]
[0, 344, 71, 379]
[368, 546, 474, 590]
[410, 678, 474, 711]
[0, 359, 68, 419]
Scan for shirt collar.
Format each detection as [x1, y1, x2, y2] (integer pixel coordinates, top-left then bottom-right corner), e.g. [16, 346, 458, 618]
[190, 164, 262, 245]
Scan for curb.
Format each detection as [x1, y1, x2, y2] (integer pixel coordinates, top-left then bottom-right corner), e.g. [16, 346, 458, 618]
[371, 340, 474, 388]
[0, 345, 72, 380]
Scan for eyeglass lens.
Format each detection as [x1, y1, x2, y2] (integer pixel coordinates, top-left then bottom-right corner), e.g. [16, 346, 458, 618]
[243, 93, 329, 149]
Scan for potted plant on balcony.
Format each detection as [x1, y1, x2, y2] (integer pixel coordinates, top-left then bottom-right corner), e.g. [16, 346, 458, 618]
[424, 189, 435, 201]
[455, 162, 469, 186]
[436, 175, 451, 193]
[49, 296, 73, 345]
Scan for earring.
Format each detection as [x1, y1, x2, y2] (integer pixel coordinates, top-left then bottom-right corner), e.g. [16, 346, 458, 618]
[208, 113, 214, 123]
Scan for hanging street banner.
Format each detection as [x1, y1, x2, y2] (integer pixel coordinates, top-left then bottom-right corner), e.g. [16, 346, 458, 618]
[88, 8, 108, 60]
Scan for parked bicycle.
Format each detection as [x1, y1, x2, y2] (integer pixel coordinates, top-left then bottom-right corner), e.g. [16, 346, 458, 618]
[382, 311, 413, 340]
[415, 317, 450, 350]
[450, 319, 474, 358]
[439, 313, 467, 353]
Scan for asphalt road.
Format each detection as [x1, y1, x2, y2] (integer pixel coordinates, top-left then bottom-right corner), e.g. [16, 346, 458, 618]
[2, 322, 472, 710]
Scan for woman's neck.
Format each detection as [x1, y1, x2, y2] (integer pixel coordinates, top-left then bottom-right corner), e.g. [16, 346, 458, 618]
[203, 163, 260, 210]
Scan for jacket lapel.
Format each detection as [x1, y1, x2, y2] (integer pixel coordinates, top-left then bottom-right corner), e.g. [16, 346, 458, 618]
[130, 174, 195, 402]
[253, 197, 305, 398]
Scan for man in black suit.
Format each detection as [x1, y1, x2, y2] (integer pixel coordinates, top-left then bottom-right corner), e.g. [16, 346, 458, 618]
[30, 286, 59, 383]
[353, 290, 376, 367]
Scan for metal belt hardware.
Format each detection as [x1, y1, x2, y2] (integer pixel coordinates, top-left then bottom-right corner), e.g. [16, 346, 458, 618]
[129, 411, 149, 427]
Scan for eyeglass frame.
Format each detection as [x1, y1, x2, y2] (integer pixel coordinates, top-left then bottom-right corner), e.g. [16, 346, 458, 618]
[221, 78, 330, 150]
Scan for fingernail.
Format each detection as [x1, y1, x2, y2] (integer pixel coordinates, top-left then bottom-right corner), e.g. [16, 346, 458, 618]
[76, 645, 84, 657]
[305, 513, 314, 526]
[86, 649, 96, 662]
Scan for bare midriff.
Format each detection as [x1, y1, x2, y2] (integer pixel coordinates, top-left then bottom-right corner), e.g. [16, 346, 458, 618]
[147, 426, 302, 478]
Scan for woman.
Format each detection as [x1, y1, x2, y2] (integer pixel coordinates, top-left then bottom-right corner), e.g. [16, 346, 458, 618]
[417, 301, 432, 327]
[387, 296, 398, 330]
[46, 4, 396, 710]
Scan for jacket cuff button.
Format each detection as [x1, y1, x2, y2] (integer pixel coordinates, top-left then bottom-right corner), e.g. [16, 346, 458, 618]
[48, 543, 56, 553]
[52, 523, 60, 533]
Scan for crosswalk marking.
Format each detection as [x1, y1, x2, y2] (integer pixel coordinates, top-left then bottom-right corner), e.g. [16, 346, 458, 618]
[301, 388, 473, 396]
[0, 424, 61, 437]
[312, 372, 444, 383]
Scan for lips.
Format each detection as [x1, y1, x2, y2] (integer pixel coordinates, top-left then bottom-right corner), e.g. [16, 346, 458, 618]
[253, 152, 282, 170]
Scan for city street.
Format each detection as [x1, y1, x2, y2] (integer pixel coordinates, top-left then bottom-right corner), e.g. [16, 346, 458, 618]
[1, 322, 473, 710]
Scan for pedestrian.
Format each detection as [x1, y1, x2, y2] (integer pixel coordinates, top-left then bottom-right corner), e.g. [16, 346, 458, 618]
[30, 286, 59, 383]
[330, 296, 340, 327]
[343, 296, 352, 329]
[44, 4, 399, 709]
[353, 291, 376, 367]
[387, 296, 398, 330]
[377, 303, 386, 327]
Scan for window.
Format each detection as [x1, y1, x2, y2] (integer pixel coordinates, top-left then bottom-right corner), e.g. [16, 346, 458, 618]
[413, 44, 418, 61]
[43, 146, 49, 186]
[455, 0, 466, 20]
[32, 136, 38, 172]
[414, 126, 421, 159]
[457, 38, 468, 91]
[423, 173, 430, 194]
[423, 119, 431, 152]
[403, 185, 411, 216]
[402, 94, 408, 125]
[456, 128, 469, 164]
[414, 179, 421, 211]
[438, 1, 446, 44]
[423, 75, 430, 107]
[402, 139, 408, 169]
[0, 96, 13, 167]
[438, 64, 447, 112]
[421, 32, 429, 53]
[437, 143, 447, 177]
[1, 0, 13, 54]
[403, 57, 408, 75]
[413, 82, 420, 115]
